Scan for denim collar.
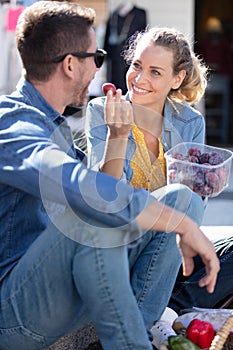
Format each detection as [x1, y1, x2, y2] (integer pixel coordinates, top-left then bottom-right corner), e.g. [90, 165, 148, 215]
[16, 78, 62, 123]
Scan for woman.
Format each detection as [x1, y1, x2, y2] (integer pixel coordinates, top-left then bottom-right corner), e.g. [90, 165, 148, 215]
[86, 27, 207, 190]
[85, 27, 210, 348]
[86, 26, 233, 349]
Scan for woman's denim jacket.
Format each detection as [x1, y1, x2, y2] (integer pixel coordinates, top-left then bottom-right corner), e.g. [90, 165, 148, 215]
[86, 95, 205, 183]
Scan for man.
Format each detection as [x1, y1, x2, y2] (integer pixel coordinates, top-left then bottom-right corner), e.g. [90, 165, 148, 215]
[0, 2, 219, 350]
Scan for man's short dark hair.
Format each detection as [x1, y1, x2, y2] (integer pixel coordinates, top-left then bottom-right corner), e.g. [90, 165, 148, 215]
[16, 1, 96, 81]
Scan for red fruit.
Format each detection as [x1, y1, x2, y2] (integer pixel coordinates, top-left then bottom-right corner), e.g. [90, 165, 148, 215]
[205, 171, 220, 191]
[186, 318, 215, 349]
[198, 152, 210, 164]
[102, 83, 117, 96]
[216, 167, 228, 185]
[208, 152, 224, 165]
[188, 147, 201, 157]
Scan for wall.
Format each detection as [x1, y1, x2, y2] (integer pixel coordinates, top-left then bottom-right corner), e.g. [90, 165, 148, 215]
[108, 0, 195, 40]
[71, 0, 108, 26]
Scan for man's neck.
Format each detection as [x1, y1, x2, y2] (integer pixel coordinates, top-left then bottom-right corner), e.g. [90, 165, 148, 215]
[32, 79, 67, 115]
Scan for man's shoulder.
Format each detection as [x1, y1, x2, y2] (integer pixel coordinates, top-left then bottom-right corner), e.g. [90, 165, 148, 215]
[0, 94, 42, 118]
[0, 93, 55, 137]
[0, 94, 33, 119]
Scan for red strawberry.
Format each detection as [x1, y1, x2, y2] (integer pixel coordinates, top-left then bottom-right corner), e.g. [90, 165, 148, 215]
[102, 83, 117, 96]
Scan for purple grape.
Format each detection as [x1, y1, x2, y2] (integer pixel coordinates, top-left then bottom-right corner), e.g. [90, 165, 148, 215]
[198, 152, 210, 164]
[188, 155, 199, 163]
[216, 167, 228, 186]
[194, 171, 205, 187]
[202, 184, 213, 196]
[173, 152, 184, 160]
[202, 163, 212, 174]
[169, 146, 228, 197]
[188, 147, 201, 157]
[208, 152, 224, 165]
[205, 171, 220, 191]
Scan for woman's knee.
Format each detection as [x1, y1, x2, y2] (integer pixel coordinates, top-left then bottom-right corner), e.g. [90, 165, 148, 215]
[158, 184, 205, 225]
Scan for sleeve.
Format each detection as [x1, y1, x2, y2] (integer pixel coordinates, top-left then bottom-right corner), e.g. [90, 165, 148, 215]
[178, 103, 206, 144]
[193, 114, 206, 143]
[85, 97, 109, 169]
[191, 112, 206, 144]
[85, 96, 133, 183]
[0, 107, 154, 230]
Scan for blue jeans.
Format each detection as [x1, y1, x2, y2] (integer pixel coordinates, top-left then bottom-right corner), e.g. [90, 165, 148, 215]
[169, 236, 233, 314]
[128, 185, 204, 334]
[0, 185, 204, 350]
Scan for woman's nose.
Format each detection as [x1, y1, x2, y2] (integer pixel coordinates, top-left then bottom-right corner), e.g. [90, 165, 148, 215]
[135, 70, 147, 83]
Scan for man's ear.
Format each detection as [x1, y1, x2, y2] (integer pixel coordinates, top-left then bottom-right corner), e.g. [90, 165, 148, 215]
[172, 69, 186, 89]
[62, 55, 75, 77]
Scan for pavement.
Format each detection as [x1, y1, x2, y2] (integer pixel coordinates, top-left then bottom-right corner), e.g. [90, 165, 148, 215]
[46, 324, 99, 350]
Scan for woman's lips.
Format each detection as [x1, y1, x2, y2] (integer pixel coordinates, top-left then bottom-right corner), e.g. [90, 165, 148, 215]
[132, 84, 150, 95]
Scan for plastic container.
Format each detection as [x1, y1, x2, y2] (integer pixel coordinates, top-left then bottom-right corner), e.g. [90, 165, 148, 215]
[164, 142, 233, 197]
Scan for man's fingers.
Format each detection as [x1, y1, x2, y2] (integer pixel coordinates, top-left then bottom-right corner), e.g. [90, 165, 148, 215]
[198, 256, 220, 293]
[199, 274, 217, 294]
[181, 256, 194, 277]
[182, 251, 220, 294]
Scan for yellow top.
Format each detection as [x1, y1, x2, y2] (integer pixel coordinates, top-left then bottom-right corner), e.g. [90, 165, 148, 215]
[130, 124, 166, 192]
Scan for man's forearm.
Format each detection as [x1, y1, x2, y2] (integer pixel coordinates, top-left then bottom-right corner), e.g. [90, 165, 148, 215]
[136, 200, 193, 235]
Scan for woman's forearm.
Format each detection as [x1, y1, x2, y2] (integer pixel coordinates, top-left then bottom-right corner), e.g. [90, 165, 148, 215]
[100, 134, 128, 179]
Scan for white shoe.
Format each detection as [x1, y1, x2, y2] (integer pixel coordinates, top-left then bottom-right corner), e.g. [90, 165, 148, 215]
[160, 307, 178, 323]
[151, 320, 176, 348]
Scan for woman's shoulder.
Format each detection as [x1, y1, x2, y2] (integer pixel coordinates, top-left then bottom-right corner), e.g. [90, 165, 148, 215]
[86, 96, 107, 131]
[165, 99, 203, 122]
[88, 96, 105, 109]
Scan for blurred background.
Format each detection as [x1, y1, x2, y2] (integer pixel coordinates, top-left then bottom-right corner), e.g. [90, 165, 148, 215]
[1, 0, 232, 226]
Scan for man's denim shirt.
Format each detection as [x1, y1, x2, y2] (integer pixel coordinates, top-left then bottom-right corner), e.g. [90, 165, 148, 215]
[86, 95, 205, 183]
[0, 79, 154, 281]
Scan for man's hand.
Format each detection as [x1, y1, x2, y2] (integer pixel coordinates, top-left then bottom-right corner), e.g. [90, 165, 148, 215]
[176, 223, 220, 293]
[136, 200, 220, 293]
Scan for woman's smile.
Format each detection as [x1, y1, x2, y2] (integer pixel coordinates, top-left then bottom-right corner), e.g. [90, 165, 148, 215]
[132, 83, 151, 95]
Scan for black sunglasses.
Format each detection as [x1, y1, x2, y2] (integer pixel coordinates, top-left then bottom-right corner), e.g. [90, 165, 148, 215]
[52, 48, 107, 68]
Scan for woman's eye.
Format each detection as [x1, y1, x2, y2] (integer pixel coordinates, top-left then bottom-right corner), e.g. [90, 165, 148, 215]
[151, 69, 160, 76]
[132, 62, 141, 70]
